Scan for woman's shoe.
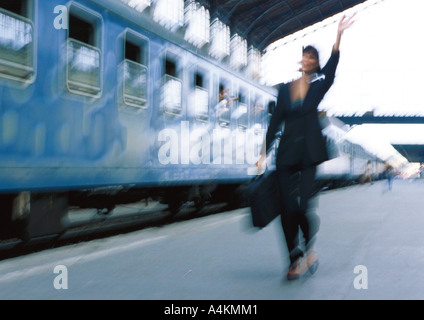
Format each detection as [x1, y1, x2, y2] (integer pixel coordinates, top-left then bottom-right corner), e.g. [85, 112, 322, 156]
[286, 257, 307, 280]
[306, 249, 319, 275]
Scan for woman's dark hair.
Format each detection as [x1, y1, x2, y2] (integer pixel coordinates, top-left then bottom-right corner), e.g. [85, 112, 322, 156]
[303, 45, 321, 73]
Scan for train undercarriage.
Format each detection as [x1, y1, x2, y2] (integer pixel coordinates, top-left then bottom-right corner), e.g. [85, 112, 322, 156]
[0, 183, 248, 243]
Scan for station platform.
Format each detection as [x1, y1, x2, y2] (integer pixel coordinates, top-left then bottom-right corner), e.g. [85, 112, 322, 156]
[0, 178, 423, 300]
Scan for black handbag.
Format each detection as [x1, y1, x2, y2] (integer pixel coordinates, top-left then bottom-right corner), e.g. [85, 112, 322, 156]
[248, 170, 281, 228]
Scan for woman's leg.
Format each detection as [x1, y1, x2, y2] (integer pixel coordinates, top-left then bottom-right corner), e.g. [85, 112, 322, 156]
[277, 167, 303, 264]
[298, 166, 320, 251]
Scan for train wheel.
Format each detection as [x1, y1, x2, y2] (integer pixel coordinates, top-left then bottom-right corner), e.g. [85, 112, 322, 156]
[97, 207, 114, 215]
[168, 198, 184, 216]
[165, 187, 189, 216]
[26, 193, 69, 241]
[194, 197, 205, 211]
[2, 193, 69, 243]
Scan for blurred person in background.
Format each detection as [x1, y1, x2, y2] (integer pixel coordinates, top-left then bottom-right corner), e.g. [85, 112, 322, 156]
[384, 162, 395, 191]
[360, 160, 373, 185]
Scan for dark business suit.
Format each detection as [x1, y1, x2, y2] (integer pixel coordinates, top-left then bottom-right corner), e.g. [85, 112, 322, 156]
[265, 50, 340, 264]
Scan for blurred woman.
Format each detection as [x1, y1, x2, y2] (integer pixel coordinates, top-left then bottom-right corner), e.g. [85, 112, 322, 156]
[257, 15, 355, 280]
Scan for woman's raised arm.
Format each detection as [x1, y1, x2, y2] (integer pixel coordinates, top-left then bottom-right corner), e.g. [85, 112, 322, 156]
[333, 14, 355, 53]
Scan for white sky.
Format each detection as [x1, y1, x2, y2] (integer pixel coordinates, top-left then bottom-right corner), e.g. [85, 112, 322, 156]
[261, 0, 424, 163]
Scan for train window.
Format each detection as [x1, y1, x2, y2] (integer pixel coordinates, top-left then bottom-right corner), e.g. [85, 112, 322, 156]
[0, 0, 35, 83]
[162, 53, 182, 116]
[184, 1, 210, 48]
[120, 0, 151, 13]
[126, 42, 141, 63]
[1, 0, 29, 17]
[209, 18, 230, 61]
[66, 4, 102, 97]
[153, 0, 184, 32]
[235, 88, 248, 130]
[192, 69, 209, 122]
[217, 80, 232, 127]
[69, 14, 95, 46]
[195, 73, 203, 87]
[121, 30, 148, 109]
[252, 94, 265, 133]
[165, 59, 177, 77]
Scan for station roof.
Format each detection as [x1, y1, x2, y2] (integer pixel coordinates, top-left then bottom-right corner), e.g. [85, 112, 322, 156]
[392, 145, 424, 164]
[205, 0, 367, 51]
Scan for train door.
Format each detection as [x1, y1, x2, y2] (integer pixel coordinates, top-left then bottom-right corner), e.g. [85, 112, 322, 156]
[0, 0, 36, 157]
[66, 4, 102, 98]
[189, 65, 210, 123]
[232, 85, 249, 169]
[116, 28, 152, 169]
[216, 77, 232, 128]
[154, 47, 187, 169]
[119, 29, 149, 111]
[251, 93, 266, 133]
[161, 51, 183, 117]
[186, 63, 212, 166]
[235, 86, 248, 131]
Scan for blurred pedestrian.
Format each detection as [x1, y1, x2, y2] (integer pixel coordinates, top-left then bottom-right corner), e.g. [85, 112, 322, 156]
[218, 87, 238, 108]
[384, 162, 395, 190]
[256, 15, 355, 280]
[216, 87, 238, 123]
[360, 160, 373, 185]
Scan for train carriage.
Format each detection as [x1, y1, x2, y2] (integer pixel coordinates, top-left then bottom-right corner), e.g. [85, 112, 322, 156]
[0, 0, 386, 242]
[316, 116, 385, 188]
[0, 0, 276, 240]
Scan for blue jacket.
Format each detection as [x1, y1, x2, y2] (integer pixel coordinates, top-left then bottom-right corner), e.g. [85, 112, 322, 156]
[265, 50, 340, 167]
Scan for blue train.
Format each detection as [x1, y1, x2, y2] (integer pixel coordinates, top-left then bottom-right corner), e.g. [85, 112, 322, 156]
[315, 116, 385, 189]
[0, 0, 383, 242]
[0, 0, 278, 240]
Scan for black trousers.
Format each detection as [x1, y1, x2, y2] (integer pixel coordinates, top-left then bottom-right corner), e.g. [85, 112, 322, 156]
[276, 164, 320, 264]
